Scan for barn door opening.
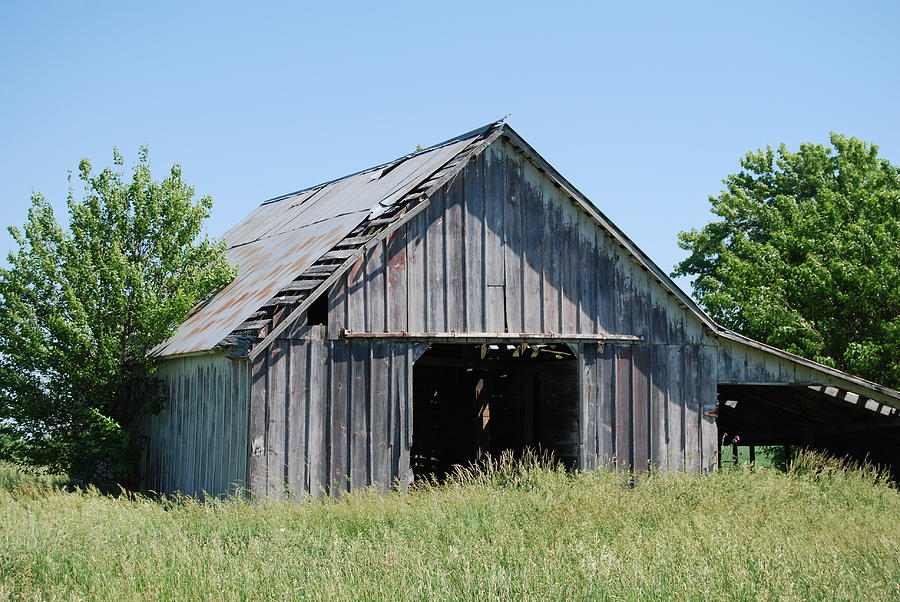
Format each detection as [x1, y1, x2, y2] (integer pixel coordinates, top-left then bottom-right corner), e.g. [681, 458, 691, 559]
[411, 342, 579, 482]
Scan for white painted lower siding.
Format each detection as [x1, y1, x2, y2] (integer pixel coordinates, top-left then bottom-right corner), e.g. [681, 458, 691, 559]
[141, 353, 250, 497]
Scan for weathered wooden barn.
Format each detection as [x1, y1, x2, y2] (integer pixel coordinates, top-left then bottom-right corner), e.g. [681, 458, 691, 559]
[143, 121, 900, 498]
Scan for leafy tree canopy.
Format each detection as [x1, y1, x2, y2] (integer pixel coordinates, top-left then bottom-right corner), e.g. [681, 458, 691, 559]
[674, 134, 900, 390]
[0, 147, 235, 485]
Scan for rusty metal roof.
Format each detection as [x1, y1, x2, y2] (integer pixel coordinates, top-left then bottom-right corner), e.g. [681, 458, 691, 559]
[151, 128, 488, 357]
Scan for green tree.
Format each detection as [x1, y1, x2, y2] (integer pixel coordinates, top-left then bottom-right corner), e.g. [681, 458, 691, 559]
[674, 134, 900, 390]
[0, 147, 235, 485]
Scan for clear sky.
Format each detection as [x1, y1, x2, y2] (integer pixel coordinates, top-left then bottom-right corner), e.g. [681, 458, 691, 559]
[2, 1, 898, 292]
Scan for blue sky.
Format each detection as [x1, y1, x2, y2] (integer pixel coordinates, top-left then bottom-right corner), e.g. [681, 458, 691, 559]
[2, 1, 898, 292]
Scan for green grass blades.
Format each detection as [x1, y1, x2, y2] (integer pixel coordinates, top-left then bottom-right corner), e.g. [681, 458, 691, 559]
[1, 452, 897, 601]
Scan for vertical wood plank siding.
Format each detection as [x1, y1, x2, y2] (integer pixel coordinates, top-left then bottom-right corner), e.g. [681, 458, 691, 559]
[249, 137, 720, 492]
[249, 316, 415, 497]
[142, 354, 249, 497]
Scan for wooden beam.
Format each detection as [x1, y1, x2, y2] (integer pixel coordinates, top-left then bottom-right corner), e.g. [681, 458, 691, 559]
[340, 329, 642, 343]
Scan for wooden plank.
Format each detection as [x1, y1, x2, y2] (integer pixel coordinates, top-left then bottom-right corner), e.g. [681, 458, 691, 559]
[598, 343, 616, 466]
[667, 346, 685, 471]
[307, 341, 327, 497]
[228, 358, 246, 494]
[463, 154, 485, 331]
[561, 204, 578, 334]
[189, 364, 200, 496]
[167, 367, 177, 492]
[614, 345, 633, 470]
[483, 144, 507, 331]
[425, 189, 446, 332]
[277, 279, 321, 293]
[400, 346, 414, 488]
[302, 263, 340, 277]
[579, 344, 597, 470]
[321, 248, 357, 261]
[345, 256, 366, 332]
[327, 271, 348, 340]
[406, 212, 427, 332]
[614, 258, 633, 339]
[340, 330, 641, 342]
[596, 239, 615, 334]
[170, 361, 183, 493]
[180, 365, 190, 494]
[334, 234, 375, 247]
[649, 345, 668, 470]
[577, 214, 597, 334]
[179, 365, 189, 494]
[370, 342, 392, 492]
[683, 345, 701, 473]
[182, 363, 192, 493]
[210, 362, 223, 496]
[365, 239, 387, 332]
[286, 342, 308, 496]
[390, 344, 405, 487]
[444, 177, 465, 331]
[385, 228, 409, 333]
[212, 360, 225, 496]
[330, 342, 351, 494]
[202, 363, 213, 495]
[699, 344, 719, 473]
[217, 359, 232, 496]
[503, 148, 524, 332]
[350, 343, 370, 491]
[266, 342, 288, 499]
[542, 185, 561, 333]
[632, 344, 650, 473]
[522, 162, 545, 332]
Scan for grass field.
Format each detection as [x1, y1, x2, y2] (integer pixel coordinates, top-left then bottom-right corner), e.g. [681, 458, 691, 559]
[1, 453, 897, 601]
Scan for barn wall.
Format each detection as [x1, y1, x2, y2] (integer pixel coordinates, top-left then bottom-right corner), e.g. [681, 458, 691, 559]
[142, 353, 249, 497]
[578, 342, 718, 473]
[317, 138, 719, 474]
[248, 316, 416, 497]
[327, 139, 707, 345]
[718, 337, 850, 387]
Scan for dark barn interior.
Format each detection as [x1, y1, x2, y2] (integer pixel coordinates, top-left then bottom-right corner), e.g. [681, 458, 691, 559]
[411, 343, 579, 481]
[717, 384, 900, 478]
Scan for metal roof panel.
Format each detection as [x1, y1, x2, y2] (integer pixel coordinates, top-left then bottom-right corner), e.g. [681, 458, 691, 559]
[151, 135, 477, 356]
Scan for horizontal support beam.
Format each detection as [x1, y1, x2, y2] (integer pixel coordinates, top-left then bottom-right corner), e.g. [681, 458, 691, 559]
[340, 329, 642, 343]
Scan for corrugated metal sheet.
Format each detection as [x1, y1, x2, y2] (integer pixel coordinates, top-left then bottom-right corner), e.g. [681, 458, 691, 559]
[152, 135, 479, 357]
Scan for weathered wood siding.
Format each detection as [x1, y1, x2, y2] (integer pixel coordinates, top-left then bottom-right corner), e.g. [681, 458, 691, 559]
[328, 140, 707, 344]
[718, 337, 848, 386]
[316, 138, 718, 474]
[577, 342, 718, 473]
[248, 318, 417, 497]
[142, 353, 249, 497]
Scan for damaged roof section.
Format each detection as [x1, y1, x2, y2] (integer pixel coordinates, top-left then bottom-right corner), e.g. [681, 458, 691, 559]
[151, 124, 498, 357]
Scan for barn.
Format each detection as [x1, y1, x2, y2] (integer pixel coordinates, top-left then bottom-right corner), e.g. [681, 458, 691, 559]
[142, 121, 900, 498]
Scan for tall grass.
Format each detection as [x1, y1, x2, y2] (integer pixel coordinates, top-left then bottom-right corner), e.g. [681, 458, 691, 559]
[1, 452, 897, 601]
